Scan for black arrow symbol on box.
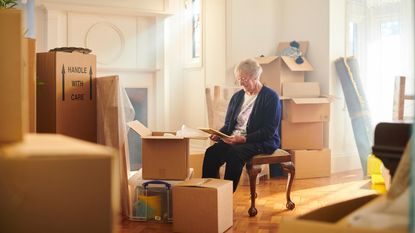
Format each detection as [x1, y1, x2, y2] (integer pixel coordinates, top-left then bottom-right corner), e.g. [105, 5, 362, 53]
[89, 66, 92, 100]
[62, 64, 65, 101]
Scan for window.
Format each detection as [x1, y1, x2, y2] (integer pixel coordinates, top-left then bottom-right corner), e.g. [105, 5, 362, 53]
[126, 88, 148, 171]
[191, 0, 201, 59]
[184, 0, 202, 67]
[348, 22, 358, 56]
[346, 0, 414, 123]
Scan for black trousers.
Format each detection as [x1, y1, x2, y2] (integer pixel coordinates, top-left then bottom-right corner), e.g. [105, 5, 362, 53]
[202, 141, 260, 192]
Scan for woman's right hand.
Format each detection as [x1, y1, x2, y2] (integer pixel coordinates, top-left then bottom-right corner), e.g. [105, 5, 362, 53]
[210, 134, 220, 141]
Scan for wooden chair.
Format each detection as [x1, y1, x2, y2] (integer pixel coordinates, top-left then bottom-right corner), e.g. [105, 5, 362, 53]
[246, 151, 295, 216]
[393, 76, 414, 121]
[205, 85, 296, 217]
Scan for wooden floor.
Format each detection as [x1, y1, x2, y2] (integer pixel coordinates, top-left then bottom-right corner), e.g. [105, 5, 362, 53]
[120, 169, 376, 233]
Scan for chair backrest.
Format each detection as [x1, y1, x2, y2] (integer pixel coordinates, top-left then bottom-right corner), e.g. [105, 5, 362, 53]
[392, 76, 414, 121]
[205, 85, 241, 130]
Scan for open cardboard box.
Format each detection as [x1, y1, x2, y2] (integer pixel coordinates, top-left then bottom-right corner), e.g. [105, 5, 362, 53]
[255, 41, 313, 95]
[279, 194, 404, 233]
[127, 120, 203, 180]
[281, 82, 330, 123]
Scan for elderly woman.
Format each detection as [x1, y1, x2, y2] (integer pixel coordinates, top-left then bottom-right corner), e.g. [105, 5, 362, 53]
[202, 58, 282, 192]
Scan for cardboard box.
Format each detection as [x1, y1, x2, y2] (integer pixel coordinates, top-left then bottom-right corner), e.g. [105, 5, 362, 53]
[279, 195, 403, 233]
[0, 134, 119, 233]
[173, 179, 233, 233]
[281, 120, 323, 150]
[0, 9, 25, 142]
[291, 149, 331, 179]
[255, 41, 313, 94]
[189, 153, 205, 178]
[23, 38, 37, 133]
[36, 51, 97, 142]
[127, 120, 191, 180]
[282, 82, 330, 122]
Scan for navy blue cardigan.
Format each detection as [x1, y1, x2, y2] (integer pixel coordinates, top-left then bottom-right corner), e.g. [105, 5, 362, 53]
[220, 85, 282, 154]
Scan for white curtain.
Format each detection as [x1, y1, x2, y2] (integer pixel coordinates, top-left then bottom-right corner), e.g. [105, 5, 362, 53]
[346, 0, 414, 124]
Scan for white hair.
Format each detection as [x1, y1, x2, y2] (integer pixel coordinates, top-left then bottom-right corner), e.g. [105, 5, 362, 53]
[234, 58, 263, 80]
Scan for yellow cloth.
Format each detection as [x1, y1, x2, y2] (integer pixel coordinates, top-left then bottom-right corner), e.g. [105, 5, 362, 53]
[371, 174, 386, 194]
[367, 154, 383, 175]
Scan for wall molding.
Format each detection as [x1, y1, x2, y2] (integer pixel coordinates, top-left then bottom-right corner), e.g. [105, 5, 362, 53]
[97, 67, 161, 74]
[40, 1, 174, 17]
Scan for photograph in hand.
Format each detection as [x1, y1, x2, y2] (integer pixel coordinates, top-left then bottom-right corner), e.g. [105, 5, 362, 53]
[198, 128, 231, 139]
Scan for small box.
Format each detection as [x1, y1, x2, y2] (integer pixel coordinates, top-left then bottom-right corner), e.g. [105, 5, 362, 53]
[173, 179, 233, 233]
[282, 82, 330, 123]
[0, 9, 25, 142]
[0, 134, 119, 233]
[291, 149, 331, 179]
[255, 41, 313, 95]
[127, 120, 194, 180]
[278, 195, 403, 233]
[281, 120, 323, 150]
[36, 51, 97, 142]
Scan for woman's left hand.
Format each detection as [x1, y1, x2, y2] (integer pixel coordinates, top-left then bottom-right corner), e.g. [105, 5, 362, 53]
[222, 135, 246, 145]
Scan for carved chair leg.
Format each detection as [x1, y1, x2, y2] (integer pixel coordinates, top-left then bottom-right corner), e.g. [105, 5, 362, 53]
[281, 162, 295, 210]
[246, 163, 262, 217]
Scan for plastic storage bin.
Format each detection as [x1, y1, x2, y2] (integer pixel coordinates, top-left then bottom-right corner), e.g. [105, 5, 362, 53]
[131, 180, 172, 222]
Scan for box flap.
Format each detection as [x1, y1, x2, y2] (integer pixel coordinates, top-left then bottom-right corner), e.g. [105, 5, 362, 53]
[299, 194, 379, 222]
[175, 178, 228, 189]
[127, 120, 152, 137]
[255, 56, 278, 65]
[291, 98, 330, 104]
[281, 56, 314, 71]
[277, 41, 309, 55]
[175, 178, 210, 187]
[142, 135, 185, 139]
[282, 82, 320, 97]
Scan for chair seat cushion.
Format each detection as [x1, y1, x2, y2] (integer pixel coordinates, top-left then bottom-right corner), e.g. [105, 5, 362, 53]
[250, 149, 291, 165]
[253, 149, 289, 159]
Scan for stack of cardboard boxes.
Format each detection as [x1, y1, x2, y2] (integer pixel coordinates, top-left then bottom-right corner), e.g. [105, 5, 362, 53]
[127, 120, 233, 233]
[256, 41, 331, 179]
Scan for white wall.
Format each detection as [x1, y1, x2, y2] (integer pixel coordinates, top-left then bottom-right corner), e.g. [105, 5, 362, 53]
[164, 0, 185, 131]
[329, 0, 361, 172]
[205, 0, 226, 87]
[279, 0, 330, 93]
[226, 0, 282, 84]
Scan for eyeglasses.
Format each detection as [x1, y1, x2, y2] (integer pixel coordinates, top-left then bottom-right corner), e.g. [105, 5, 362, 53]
[235, 75, 250, 85]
